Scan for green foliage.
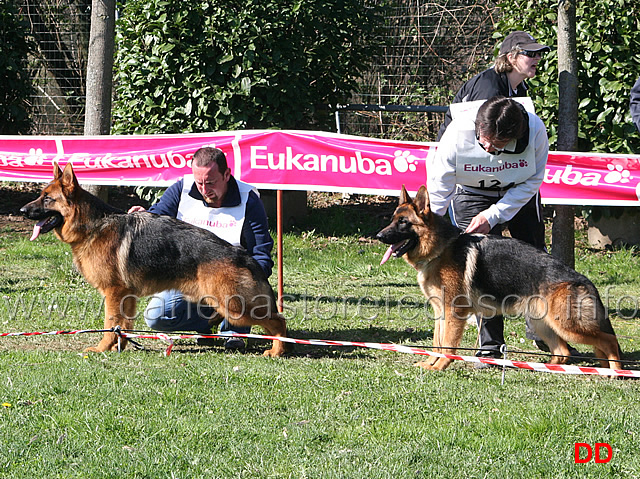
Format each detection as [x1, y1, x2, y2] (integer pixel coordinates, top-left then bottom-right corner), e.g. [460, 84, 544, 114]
[0, 0, 34, 134]
[134, 185, 166, 205]
[496, 0, 640, 153]
[112, 0, 384, 134]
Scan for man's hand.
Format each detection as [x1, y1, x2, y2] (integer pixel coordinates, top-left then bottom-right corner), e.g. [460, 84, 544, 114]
[128, 205, 146, 213]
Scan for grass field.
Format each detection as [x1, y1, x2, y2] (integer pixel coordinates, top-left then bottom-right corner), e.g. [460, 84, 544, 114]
[1, 193, 640, 478]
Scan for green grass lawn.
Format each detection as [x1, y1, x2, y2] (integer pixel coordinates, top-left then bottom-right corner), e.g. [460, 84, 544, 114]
[1, 199, 640, 478]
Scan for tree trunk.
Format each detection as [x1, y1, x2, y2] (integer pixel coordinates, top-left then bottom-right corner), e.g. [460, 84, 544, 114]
[83, 0, 116, 202]
[552, 0, 578, 268]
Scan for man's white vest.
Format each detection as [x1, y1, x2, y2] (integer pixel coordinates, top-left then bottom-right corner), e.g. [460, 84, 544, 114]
[177, 175, 257, 246]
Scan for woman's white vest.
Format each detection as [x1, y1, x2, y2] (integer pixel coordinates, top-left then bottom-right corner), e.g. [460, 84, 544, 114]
[177, 176, 257, 246]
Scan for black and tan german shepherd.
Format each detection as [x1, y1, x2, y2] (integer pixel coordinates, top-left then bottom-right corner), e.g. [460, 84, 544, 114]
[20, 163, 287, 356]
[377, 185, 622, 371]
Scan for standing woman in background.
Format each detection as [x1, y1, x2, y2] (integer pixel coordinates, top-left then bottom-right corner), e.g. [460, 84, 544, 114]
[437, 31, 550, 140]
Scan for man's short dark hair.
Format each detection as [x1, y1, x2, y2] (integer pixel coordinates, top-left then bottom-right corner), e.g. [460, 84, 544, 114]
[192, 147, 228, 173]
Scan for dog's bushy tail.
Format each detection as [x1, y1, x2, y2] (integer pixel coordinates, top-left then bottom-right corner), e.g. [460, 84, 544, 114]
[547, 281, 618, 339]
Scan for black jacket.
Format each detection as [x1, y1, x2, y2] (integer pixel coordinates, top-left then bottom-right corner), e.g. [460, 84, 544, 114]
[437, 68, 528, 140]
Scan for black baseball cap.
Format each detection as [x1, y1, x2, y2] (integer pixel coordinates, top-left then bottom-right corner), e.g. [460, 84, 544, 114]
[499, 31, 551, 55]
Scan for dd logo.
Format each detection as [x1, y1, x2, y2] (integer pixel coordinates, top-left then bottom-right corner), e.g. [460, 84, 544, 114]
[574, 443, 613, 464]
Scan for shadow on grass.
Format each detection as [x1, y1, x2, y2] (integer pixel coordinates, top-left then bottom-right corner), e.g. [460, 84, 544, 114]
[174, 334, 640, 370]
[280, 291, 429, 310]
[283, 326, 434, 359]
[621, 347, 640, 365]
[5, 321, 640, 370]
[162, 326, 434, 360]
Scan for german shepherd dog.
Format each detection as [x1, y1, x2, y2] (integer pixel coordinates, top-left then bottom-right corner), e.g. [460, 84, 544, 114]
[20, 163, 287, 357]
[377, 185, 622, 371]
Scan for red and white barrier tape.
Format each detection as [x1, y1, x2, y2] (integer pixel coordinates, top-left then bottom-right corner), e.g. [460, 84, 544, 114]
[120, 331, 640, 378]
[0, 329, 107, 338]
[2, 329, 638, 378]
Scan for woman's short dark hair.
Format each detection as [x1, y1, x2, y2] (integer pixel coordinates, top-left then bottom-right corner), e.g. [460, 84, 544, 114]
[192, 147, 228, 173]
[475, 96, 527, 141]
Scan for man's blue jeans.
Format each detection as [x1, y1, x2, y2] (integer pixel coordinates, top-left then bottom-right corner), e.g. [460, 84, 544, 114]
[144, 289, 251, 334]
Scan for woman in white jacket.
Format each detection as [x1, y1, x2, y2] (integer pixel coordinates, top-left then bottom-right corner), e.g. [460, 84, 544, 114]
[428, 95, 549, 361]
[429, 96, 548, 244]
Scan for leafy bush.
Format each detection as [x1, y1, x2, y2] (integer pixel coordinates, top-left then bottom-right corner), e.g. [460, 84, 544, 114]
[496, 0, 640, 153]
[0, 1, 34, 134]
[112, 0, 384, 134]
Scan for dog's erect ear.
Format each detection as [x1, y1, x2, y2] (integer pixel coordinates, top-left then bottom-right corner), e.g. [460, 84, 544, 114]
[61, 162, 80, 191]
[53, 162, 63, 179]
[414, 185, 431, 214]
[399, 185, 412, 205]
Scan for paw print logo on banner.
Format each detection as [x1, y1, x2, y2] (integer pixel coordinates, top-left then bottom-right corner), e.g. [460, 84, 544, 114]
[393, 150, 418, 173]
[24, 148, 45, 166]
[603, 164, 632, 184]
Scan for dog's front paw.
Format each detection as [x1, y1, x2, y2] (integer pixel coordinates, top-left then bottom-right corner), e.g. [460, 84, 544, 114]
[84, 345, 107, 353]
[414, 361, 436, 370]
[262, 347, 285, 358]
[261, 339, 287, 358]
[84, 340, 120, 353]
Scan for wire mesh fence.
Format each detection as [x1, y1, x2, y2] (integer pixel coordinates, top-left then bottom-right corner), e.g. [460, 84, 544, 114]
[21, 0, 90, 135]
[339, 0, 499, 141]
[20, 0, 499, 140]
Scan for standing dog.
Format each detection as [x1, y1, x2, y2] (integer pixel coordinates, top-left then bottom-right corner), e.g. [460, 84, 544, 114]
[21, 163, 287, 356]
[377, 185, 622, 371]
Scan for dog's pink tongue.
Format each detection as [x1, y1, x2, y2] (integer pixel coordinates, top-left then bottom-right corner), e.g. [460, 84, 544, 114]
[380, 245, 394, 266]
[29, 222, 44, 241]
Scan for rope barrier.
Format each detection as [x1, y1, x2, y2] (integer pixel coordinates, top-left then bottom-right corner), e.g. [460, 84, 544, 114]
[2, 328, 639, 378]
[0, 329, 112, 338]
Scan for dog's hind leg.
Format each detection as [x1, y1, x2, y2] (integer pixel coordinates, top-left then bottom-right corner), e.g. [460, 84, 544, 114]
[528, 318, 571, 364]
[85, 289, 136, 353]
[224, 313, 288, 357]
[588, 333, 622, 370]
[580, 331, 623, 369]
[216, 295, 288, 357]
[255, 314, 288, 357]
[544, 285, 623, 370]
[549, 329, 621, 370]
[547, 341, 571, 365]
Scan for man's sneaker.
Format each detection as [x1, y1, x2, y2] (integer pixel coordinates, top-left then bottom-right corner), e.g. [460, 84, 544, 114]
[224, 337, 246, 352]
[474, 362, 501, 370]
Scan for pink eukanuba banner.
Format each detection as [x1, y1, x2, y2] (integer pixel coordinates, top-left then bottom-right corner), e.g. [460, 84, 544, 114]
[1, 130, 639, 205]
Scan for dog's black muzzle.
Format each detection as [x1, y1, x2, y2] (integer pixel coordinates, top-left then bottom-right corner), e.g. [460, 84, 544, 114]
[20, 204, 64, 238]
[376, 228, 418, 263]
